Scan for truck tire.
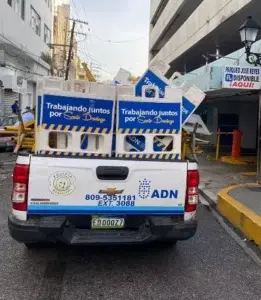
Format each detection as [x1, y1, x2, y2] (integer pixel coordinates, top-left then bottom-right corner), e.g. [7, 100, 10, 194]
[24, 242, 48, 249]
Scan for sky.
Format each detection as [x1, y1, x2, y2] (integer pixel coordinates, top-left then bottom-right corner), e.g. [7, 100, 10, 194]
[70, 0, 150, 81]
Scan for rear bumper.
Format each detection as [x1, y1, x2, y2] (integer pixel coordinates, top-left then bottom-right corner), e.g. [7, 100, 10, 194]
[8, 215, 197, 245]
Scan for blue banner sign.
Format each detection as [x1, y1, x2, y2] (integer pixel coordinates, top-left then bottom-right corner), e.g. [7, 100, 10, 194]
[182, 97, 196, 124]
[118, 100, 181, 133]
[135, 69, 196, 125]
[135, 69, 167, 98]
[125, 135, 166, 152]
[41, 94, 114, 132]
[125, 135, 146, 151]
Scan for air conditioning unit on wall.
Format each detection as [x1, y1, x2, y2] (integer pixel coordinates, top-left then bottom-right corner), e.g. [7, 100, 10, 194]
[0, 50, 5, 66]
[0, 75, 27, 94]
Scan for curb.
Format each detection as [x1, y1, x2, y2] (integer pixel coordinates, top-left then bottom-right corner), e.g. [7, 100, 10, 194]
[217, 184, 261, 247]
[220, 156, 256, 166]
[0, 160, 16, 167]
[198, 186, 217, 208]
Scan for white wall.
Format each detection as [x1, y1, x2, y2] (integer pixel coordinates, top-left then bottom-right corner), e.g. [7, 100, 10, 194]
[0, 0, 52, 60]
[239, 102, 258, 149]
[0, 1, 52, 113]
[150, 0, 252, 65]
[20, 82, 34, 112]
[0, 51, 50, 83]
[0, 89, 4, 117]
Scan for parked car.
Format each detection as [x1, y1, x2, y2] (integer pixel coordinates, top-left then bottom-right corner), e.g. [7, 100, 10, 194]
[0, 115, 18, 151]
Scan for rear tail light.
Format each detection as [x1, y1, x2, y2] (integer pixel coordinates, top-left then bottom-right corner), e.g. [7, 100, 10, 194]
[11, 164, 29, 211]
[185, 170, 199, 212]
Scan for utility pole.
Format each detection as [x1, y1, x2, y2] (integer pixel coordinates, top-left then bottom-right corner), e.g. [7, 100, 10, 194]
[257, 91, 261, 183]
[65, 20, 76, 80]
[65, 18, 88, 81]
[63, 13, 69, 78]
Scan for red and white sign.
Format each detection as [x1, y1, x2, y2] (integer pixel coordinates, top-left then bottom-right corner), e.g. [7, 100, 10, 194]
[222, 66, 261, 90]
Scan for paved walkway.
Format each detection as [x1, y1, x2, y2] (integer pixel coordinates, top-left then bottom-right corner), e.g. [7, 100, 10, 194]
[217, 184, 261, 247]
[228, 185, 261, 216]
[198, 155, 257, 198]
[0, 151, 16, 167]
[198, 155, 261, 247]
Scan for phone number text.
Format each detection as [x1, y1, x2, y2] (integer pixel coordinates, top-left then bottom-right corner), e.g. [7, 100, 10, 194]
[85, 194, 136, 207]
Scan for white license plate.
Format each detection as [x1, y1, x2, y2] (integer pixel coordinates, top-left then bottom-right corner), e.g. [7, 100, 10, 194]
[91, 216, 125, 229]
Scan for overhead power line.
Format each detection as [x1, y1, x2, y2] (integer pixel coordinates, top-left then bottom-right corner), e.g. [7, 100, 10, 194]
[93, 35, 145, 44]
[65, 18, 88, 80]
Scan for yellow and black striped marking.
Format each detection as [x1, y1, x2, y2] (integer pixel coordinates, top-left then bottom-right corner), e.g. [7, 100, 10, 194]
[154, 139, 166, 151]
[39, 124, 112, 134]
[117, 153, 180, 160]
[38, 151, 110, 158]
[117, 128, 177, 134]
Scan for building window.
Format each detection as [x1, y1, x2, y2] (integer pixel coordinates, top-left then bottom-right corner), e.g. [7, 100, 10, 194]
[21, 0, 25, 20]
[44, 0, 52, 10]
[13, 0, 20, 14]
[7, 0, 24, 19]
[44, 24, 51, 45]
[31, 6, 41, 36]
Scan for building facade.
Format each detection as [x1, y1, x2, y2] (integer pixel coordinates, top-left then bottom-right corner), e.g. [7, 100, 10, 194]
[52, 3, 70, 77]
[149, 0, 261, 156]
[0, 0, 52, 116]
[149, 0, 260, 74]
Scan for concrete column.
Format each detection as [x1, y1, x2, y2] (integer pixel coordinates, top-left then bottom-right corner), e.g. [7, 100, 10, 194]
[257, 92, 261, 183]
[0, 88, 4, 117]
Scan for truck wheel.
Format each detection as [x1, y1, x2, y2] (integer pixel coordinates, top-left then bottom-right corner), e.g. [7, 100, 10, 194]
[24, 242, 47, 249]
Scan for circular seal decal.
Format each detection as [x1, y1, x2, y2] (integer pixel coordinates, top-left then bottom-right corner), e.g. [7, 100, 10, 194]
[49, 172, 76, 196]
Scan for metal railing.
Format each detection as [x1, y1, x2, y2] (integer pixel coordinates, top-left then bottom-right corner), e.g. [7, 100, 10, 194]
[215, 129, 235, 161]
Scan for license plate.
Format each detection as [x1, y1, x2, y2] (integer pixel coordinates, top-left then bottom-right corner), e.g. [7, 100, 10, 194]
[91, 216, 125, 229]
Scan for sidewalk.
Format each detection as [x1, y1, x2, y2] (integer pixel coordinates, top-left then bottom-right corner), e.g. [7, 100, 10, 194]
[217, 184, 261, 247]
[198, 155, 256, 203]
[198, 155, 261, 247]
[0, 152, 16, 169]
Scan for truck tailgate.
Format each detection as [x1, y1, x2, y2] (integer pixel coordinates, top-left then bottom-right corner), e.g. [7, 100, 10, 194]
[27, 156, 188, 215]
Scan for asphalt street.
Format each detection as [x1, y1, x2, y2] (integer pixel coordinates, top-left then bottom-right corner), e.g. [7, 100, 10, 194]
[0, 165, 261, 300]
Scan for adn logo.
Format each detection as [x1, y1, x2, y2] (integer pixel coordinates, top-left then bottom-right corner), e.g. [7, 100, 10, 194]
[151, 189, 179, 199]
[138, 179, 151, 199]
[138, 179, 179, 200]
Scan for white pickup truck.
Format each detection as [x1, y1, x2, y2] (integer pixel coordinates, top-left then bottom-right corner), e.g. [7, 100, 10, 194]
[8, 154, 199, 248]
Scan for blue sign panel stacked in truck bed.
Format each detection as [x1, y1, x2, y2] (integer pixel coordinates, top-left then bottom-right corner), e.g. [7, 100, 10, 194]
[41, 94, 114, 133]
[118, 101, 181, 134]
